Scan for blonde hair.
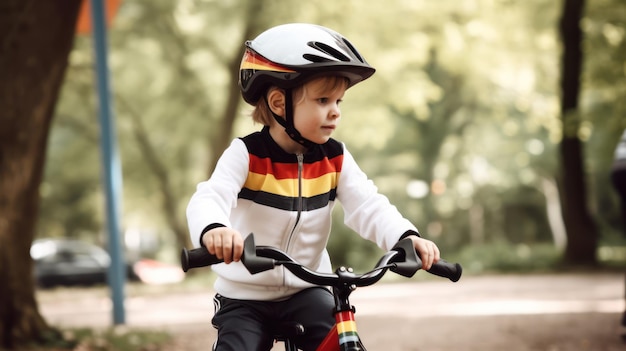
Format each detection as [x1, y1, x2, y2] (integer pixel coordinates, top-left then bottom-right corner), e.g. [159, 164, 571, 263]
[250, 76, 349, 126]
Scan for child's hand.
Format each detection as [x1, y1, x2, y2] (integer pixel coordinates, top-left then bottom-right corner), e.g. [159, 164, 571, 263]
[202, 227, 244, 264]
[408, 236, 440, 270]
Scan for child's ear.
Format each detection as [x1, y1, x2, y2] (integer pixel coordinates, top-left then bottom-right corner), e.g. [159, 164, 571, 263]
[267, 89, 285, 117]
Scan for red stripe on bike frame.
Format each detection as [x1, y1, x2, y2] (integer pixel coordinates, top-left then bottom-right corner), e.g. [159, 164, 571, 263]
[336, 310, 355, 324]
[315, 311, 358, 350]
[316, 324, 339, 351]
[336, 311, 359, 347]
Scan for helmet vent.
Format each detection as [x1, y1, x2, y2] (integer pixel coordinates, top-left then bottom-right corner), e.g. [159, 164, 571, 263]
[307, 41, 351, 62]
[341, 38, 364, 63]
[302, 53, 330, 63]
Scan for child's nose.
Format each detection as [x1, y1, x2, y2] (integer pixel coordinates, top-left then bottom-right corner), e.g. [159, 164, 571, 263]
[330, 105, 341, 119]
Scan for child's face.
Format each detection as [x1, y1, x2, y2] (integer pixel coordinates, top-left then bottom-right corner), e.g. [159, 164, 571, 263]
[292, 77, 347, 145]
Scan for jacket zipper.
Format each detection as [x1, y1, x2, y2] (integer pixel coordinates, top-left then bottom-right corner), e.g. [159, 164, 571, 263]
[286, 153, 304, 256]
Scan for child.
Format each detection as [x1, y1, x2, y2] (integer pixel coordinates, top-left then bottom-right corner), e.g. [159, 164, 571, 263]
[186, 23, 441, 351]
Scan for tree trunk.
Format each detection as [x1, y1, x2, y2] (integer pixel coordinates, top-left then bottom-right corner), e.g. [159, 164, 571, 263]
[206, 0, 266, 174]
[558, 0, 597, 264]
[0, 1, 81, 348]
[117, 96, 193, 251]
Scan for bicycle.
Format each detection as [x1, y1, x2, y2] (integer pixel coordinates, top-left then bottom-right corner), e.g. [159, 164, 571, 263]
[181, 234, 462, 351]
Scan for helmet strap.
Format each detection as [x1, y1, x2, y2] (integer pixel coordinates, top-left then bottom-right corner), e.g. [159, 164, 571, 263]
[268, 89, 315, 149]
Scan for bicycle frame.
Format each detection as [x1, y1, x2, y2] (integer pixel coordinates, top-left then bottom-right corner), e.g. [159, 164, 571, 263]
[315, 311, 359, 351]
[280, 284, 362, 351]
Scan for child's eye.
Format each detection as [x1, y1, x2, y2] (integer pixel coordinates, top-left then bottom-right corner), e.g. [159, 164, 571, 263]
[317, 98, 342, 104]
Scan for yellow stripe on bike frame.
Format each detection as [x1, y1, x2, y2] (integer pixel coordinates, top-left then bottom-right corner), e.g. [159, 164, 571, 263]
[337, 320, 357, 334]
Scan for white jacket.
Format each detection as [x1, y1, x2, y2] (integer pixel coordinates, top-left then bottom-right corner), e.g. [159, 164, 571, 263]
[186, 127, 418, 300]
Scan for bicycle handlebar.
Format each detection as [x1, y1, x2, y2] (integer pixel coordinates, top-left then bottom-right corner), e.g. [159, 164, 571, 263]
[181, 234, 462, 286]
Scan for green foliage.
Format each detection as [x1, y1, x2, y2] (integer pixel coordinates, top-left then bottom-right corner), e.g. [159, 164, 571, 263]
[453, 242, 562, 274]
[43, 0, 626, 268]
[452, 241, 626, 274]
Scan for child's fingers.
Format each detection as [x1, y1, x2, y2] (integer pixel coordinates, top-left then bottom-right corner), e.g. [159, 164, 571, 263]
[412, 237, 440, 270]
[204, 229, 243, 264]
[231, 235, 244, 262]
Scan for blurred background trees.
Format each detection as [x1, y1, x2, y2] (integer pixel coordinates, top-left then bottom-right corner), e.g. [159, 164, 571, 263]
[39, 0, 626, 270]
[2, 0, 625, 347]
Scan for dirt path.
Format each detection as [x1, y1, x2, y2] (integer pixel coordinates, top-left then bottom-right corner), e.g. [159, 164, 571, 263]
[38, 272, 626, 350]
[164, 313, 625, 351]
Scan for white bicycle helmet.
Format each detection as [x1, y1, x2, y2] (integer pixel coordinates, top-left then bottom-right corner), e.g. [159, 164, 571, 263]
[239, 23, 375, 147]
[239, 23, 375, 105]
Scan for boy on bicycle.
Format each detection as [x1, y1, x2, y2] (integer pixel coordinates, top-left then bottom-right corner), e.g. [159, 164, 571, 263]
[186, 23, 441, 351]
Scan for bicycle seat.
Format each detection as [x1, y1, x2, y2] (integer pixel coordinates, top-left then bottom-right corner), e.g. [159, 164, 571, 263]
[272, 321, 305, 342]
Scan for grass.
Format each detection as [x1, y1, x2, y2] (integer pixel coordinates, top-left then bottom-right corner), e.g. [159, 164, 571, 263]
[66, 327, 170, 351]
[21, 327, 171, 351]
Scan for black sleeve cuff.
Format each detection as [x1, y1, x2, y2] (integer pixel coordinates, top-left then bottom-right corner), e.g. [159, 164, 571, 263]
[399, 229, 421, 241]
[199, 223, 226, 247]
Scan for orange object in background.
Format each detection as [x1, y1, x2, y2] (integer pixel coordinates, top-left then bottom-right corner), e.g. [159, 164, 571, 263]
[75, 0, 122, 34]
[132, 259, 185, 285]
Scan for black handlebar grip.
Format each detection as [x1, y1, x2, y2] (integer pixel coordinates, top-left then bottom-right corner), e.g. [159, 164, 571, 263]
[427, 259, 463, 282]
[181, 247, 222, 272]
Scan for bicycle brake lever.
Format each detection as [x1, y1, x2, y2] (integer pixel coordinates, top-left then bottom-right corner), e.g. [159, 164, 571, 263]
[241, 234, 277, 274]
[390, 238, 463, 282]
[390, 238, 421, 277]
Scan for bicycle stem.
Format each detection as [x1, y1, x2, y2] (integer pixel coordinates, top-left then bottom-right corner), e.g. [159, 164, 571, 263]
[332, 266, 358, 313]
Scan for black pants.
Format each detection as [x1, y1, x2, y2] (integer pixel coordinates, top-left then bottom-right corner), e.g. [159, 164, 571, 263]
[211, 287, 335, 351]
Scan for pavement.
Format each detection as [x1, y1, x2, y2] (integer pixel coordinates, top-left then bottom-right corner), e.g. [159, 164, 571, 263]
[37, 272, 626, 350]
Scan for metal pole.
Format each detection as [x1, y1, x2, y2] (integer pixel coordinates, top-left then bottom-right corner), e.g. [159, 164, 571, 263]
[89, 0, 126, 325]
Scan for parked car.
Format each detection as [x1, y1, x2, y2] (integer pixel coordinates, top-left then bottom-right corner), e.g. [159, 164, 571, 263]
[31, 238, 138, 288]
